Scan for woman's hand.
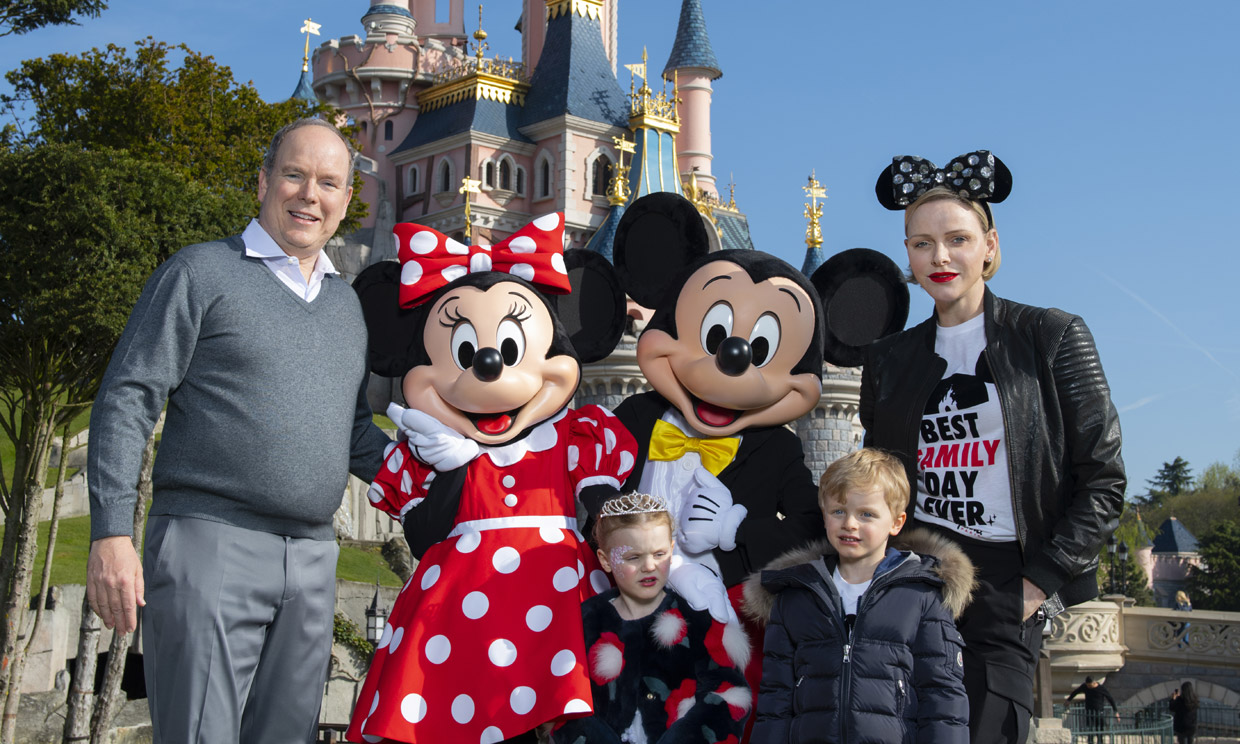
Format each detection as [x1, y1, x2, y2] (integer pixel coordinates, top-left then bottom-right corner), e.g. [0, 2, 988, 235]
[1022, 578, 1047, 621]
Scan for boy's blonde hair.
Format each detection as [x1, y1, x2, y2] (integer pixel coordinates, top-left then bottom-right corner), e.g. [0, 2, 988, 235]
[592, 492, 674, 548]
[819, 448, 910, 517]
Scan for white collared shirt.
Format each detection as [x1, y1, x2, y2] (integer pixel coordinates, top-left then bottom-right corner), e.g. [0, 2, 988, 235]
[242, 219, 337, 302]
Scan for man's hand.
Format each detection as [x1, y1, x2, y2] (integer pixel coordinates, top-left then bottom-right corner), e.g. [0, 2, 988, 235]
[1022, 577, 1047, 621]
[86, 536, 145, 633]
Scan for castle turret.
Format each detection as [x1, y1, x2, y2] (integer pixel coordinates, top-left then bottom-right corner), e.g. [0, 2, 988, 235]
[663, 0, 721, 196]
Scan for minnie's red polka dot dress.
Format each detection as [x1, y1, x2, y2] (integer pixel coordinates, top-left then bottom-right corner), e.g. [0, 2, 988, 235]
[347, 405, 637, 744]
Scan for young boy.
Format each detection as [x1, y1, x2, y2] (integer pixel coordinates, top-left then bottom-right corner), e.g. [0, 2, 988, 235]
[742, 448, 974, 743]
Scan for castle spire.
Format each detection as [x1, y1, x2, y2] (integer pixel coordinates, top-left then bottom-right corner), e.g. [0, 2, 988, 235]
[662, 0, 722, 81]
[289, 18, 320, 102]
[801, 171, 827, 276]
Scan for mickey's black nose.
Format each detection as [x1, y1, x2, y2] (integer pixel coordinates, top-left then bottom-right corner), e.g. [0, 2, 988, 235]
[716, 337, 751, 377]
[472, 347, 504, 381]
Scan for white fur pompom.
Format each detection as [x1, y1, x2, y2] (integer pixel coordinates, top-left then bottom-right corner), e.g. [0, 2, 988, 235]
[676, 695, 696, 721]
[650, 610, 688, 648]
[723, 620, 751, 670]
[717, 684, 752, 713]
[589, 639, 624, 684]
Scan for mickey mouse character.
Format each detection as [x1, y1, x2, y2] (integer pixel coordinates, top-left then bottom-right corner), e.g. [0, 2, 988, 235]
[605, 192, 908, 734]
[344, 213, 636, 744]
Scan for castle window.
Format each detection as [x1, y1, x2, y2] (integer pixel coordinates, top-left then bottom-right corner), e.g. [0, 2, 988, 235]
[384, 120, 393, 141]
[535, 152, 553, 200]
[516, 167, 526, 196]
[361, 120, 368, 135]
[438, 159, 453, 193]
[484, 161, 495, 188]
[499, 159, 512, 191]
[591, 155, 612, 197]
[404, 164, 420, 195]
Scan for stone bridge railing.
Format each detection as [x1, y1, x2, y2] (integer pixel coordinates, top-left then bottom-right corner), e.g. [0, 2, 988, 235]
[1045, 598, 1240, 711]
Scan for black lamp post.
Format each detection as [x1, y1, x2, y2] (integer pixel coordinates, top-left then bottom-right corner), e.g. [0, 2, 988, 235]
[365, 579, 387, 646]
[1106, 534, 1118, 595]
[1117, 540, 1130, 597]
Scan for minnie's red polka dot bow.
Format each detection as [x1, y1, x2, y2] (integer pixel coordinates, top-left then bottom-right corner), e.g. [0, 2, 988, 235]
[393, 212, 570, 308]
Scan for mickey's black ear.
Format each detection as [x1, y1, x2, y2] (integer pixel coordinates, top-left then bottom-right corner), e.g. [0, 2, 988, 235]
[612, 192, 711, 309]
[811, 248, 910, 368]
[353, 261, 424, 377]
[554, 249, 626, 364]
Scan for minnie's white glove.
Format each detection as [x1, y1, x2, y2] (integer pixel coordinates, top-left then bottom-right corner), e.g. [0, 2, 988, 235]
[387, 404, 480, 472]
[677, 468, 747, 554]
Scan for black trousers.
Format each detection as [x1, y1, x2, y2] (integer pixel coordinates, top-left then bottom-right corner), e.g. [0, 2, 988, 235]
[921, 527, 1044, 744]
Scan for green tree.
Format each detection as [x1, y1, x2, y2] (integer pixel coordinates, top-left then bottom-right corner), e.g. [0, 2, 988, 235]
[0, 0, 105, 37]
[0, 143, 252, 740]
[1186, 520, 1240, 612]
[1, 38, 365, 232]
[1141, 456, 1193, 508]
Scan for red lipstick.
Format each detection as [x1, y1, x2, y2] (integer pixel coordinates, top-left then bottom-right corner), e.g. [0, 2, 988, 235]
[928, 273, 957, 283]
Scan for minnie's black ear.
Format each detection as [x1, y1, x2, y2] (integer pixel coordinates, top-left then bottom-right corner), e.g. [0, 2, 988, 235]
[990, 155, 1013, 203]
[874, 163, 903, 212]
[353, 261, 425, 377]
[811, 248, 910, 368]
[553, 249, 626, 364]
[612, 192, 711, 309]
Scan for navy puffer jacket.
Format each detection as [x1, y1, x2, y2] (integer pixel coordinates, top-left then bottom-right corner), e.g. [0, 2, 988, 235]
[742, 529, 974, 744]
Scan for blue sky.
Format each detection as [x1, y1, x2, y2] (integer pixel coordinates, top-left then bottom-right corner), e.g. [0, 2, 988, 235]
[4, 1, 1238, 496]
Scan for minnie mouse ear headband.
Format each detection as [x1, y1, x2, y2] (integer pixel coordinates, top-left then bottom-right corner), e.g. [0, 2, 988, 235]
[874, 150, 1011, 226]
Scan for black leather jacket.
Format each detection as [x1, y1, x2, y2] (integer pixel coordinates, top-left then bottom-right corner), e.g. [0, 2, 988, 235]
[860, 288, 1125, 611]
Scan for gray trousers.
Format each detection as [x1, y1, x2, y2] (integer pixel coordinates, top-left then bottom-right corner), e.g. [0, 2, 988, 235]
[142, 515, 338, 744]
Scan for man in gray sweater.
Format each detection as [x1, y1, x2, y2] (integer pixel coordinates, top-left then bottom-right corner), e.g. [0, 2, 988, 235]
[86, 118, 391, 743]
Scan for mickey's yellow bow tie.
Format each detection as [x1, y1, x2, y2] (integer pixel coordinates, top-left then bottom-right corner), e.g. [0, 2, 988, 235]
[648, 419, 739, 476]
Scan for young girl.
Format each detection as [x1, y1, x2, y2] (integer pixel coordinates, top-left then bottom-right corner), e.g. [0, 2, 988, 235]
[553, 493, 751, 744]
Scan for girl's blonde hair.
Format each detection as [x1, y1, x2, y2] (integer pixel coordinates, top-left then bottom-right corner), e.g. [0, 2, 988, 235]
[904, 187, 1002, 281]
[592, 493, 674, 547]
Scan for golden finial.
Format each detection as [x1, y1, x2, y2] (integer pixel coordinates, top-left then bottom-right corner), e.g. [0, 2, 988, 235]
[300, 18, 322, 73]
[460, 175, 482, 240]
[608, 135, 635, 205]
[472, 4, 489, 59]
[728, 174, 737, 210]
[803, 170, 827, 250]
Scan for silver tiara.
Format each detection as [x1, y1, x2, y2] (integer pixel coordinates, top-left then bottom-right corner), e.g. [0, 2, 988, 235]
[598, 492, 670, 519]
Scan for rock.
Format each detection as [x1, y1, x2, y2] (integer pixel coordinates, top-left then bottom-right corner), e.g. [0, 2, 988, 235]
[380, 536, 415, 583]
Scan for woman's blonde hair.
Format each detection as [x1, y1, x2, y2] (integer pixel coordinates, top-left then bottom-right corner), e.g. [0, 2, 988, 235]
[904, 187, 1002, 281]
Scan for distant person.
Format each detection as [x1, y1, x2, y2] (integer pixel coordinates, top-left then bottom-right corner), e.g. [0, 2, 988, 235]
[1066, 676, 1120, 744]
[744, 448, 973, 743]
[87, 118, 391, 743]
[863, 151, 1126, 743]
[1170, 681, 1199, 744]
[1174, 590, 1193, 611]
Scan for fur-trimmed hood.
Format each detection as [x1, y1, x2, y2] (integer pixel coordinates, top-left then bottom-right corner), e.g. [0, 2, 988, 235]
[742, 527, 976, 623]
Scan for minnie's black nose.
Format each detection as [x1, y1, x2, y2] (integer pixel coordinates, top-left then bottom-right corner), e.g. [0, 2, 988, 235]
[472, 347, 504, 381]
[716, 337, 751, 376]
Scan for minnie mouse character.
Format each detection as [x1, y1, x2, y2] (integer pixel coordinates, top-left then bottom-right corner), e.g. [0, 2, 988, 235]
[606, 192, 908, 736]
[344, 213, 636, 744]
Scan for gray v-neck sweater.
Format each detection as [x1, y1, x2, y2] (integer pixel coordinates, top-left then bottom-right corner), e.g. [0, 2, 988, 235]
[89, 236, 390, 541]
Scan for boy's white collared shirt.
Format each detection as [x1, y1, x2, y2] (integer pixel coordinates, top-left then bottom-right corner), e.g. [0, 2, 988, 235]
[242, 219, 337, 302]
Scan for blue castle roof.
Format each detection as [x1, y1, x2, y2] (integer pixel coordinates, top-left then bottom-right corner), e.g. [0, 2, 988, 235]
[716, 211, 754, 252]
[1152, 517, 1199, 554]
[662, 0, 721, 80]
[363, 4, 414, 19]
[290, 69, 317, 103]
[396, 97, 531, 153]
[522, 6, 628, 127]
[800, 244, 825, 276]
[583, 203, 625, 261]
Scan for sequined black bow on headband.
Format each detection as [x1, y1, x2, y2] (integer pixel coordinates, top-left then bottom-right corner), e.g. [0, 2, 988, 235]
[874, 150, 1012, 211]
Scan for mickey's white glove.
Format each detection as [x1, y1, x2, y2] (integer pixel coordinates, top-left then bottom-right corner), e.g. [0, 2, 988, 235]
[667, 561, 737, 625]
[677, 469, 747, 554]
[387, 404, 480, 472]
